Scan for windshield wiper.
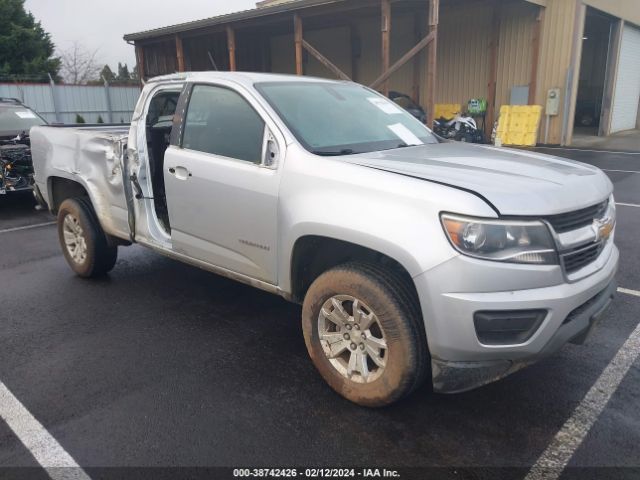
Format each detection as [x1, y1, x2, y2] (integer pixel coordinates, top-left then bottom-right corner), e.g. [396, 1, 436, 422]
[312, 148, 356, 156]
[378, 143, 414, 153]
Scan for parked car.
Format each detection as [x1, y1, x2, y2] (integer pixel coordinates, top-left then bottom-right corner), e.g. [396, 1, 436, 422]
[30, 73, 618, 407]
[0, 98, 47, 195]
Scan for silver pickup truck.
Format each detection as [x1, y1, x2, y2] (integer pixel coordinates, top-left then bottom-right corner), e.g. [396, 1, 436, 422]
[31, 72, 618, 407]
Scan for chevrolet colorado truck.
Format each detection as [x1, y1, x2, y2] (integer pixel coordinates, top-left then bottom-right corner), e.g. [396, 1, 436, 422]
[30, 72, 618, 407]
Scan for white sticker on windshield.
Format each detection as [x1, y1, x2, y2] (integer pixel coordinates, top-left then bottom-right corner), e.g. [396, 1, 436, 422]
[388, 123, 424, 146]
[367, 97, 403, 115]
[15, 111, 37, 119]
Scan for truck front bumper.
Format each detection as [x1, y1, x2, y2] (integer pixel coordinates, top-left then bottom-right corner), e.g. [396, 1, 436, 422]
[414, 242, 619, 393]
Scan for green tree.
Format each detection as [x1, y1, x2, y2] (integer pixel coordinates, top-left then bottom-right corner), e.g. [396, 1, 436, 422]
[117, 62, 130, 82]
[100, 64, 115, 83]
[0, 0, 61, 82]
[75, 114, 86, 124]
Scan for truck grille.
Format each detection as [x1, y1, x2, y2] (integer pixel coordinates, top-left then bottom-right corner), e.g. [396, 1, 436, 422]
[561, 241, 605, 274]
[545, 200, 608, 233]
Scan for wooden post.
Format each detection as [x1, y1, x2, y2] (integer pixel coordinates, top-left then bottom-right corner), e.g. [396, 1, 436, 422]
[426, 0, 439, 128]
[135, 44, 146, 82]
[486, 1, 500, 137]
[528, 7, 544, 105]
[381, 0, 391, 96]
[350, 23, 359, 82]
[175, 36, 185, 72]
[370, 31, 436, 90]
[227, 26, 237, 71]
[294, 14, 303, 75]
[412, 15, 422, 105]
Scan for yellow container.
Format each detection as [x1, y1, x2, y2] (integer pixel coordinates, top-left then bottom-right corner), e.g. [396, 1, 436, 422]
[434, 104, 462, 120]
[495, 105, 542, 146]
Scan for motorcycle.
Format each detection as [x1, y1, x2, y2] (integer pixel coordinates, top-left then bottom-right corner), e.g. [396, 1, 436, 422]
[0, 133, 34, 195]
[433, 114, 486, 144]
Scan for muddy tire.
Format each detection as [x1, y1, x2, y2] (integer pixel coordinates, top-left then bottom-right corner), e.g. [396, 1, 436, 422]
[57, 197, 118, 278]
[302, 263, 429, 407]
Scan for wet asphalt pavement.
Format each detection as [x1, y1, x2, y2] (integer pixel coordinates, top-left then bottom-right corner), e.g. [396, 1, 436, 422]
[0, 148, 639, 479]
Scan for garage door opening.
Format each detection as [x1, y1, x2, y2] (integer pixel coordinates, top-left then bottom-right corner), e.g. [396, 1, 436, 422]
[573, 9, 615, 140]
[610, 23, 640, 134]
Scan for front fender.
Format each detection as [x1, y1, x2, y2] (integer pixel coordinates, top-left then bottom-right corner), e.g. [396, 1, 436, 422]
[277, 151, 497, 295]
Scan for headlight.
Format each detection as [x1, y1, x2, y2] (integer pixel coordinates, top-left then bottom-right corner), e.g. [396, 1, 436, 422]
[606, 194, 616, 225]
[441, 214, 557, 265]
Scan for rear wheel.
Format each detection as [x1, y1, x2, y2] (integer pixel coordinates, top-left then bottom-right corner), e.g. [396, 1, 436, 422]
[302, 263, 429, 407]
[57, 197, 118, 278]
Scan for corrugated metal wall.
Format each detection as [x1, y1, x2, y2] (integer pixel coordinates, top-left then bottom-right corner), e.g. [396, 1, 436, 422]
[266, 0, 539, 121]
[0, 83, 55, 119]
[496, 2, 538, 108]
[0, 83, 140, 124]
[269, 13, 416, 95]
[535, 0, 579, 144]
[270, 33, 295, 74]
[269, 26, 354, 78]
[136, 0, 548, 134]
[184, 33, 230, 71]
[431, 1, 492, 105]
[143, 39, 178, 78]
[426, 0, 537, 115]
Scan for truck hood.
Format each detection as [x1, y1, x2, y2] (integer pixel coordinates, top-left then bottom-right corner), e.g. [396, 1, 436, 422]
[346, 142, 612, 215]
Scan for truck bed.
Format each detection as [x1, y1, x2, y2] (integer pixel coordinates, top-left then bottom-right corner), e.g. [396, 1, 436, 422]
[30, 124, 132, 240]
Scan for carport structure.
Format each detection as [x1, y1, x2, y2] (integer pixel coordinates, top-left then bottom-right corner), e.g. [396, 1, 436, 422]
[125, 0, 442, 125]
[124, 0, 640, 146]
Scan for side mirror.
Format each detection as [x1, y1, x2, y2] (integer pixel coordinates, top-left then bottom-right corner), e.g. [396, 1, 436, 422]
[262, 128, 279, 168]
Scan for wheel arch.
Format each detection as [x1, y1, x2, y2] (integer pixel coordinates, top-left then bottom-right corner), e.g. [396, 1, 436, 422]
[287, 233, 422, 307]
[47, 175, 127, 245]
[47, 176, 90, 214]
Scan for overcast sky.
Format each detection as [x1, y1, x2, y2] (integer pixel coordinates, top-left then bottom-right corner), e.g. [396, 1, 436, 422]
[24, 0, 257, 70]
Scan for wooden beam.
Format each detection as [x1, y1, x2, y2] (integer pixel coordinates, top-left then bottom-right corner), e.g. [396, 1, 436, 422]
[135, 44, 146, 82]
[426, 0, 439, 127]
[294, 14, 303, 75]
[381, 0, 391, 96]
[350, 23, 359, 82]
[370, 30, 436, 91]
[528, 7, 544, 105]
[227, 26, 237, 71]
[302, 39, 351, 81]
[175, 35, 185, 72]
[485, 1, 500, 137]
[412, 15, 422, 105]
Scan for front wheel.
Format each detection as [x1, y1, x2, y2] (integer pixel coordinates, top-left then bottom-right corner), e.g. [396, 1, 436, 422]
[302, 263, 429, 407]
[57, 197, 118, 278]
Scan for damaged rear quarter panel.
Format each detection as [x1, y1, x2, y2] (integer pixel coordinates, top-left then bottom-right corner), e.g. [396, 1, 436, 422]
[30, 125, 130, 239]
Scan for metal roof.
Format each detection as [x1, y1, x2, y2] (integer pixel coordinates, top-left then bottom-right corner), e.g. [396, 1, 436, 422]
[123, 0, 346, 42]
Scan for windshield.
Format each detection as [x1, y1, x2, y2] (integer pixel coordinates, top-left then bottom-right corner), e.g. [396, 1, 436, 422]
[0, 106, 47, 134]
[255, 82, 437, 155]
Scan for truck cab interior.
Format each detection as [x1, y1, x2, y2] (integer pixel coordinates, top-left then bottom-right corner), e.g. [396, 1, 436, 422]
[146, 90, 180, 232]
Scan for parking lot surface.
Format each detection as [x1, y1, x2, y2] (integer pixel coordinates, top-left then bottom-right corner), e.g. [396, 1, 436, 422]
[0, 147, 639, 479]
